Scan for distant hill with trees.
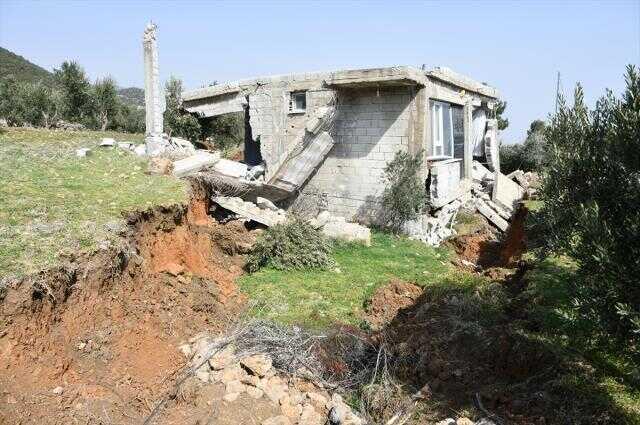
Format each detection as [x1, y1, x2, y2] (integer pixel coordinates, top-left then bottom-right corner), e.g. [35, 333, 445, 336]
[0, 46, 54, 85]
[0, 46, 143, 108]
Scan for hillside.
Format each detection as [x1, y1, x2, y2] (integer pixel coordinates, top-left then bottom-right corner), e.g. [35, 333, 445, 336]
[0, 46, 53, 84]
[117, 86, 145, 107]
[0, 46, 144, 107]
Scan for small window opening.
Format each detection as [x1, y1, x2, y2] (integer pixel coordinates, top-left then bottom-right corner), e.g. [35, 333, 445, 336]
[289, 91, 307, 113]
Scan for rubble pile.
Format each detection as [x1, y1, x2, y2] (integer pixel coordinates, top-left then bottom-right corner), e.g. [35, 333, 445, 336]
[506, 169, 541, 198]
[181, 334, 365, 425]
[309, 211, 372, 245]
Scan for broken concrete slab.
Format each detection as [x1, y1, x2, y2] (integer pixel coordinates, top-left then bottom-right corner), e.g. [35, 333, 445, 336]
[173, 151, 220, 178]
[256, 197, 278, 212]
[212, 196, 286, 227]
[475, 199, 509, 232]
[404, 200, 461, 246]
[321, 218, 371, 246]
[134, 144, 147, 156]
[472, 160, 493, 183]
[492, 171, 525, 213]
[99, 138, 115, 147]
[117, 142, 133, 150]
[212, 158, 248, 179]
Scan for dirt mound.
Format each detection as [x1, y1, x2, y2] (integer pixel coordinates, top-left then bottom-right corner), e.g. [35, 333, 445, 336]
[364, 280, 422, 330]
[0, 195, 259, 424]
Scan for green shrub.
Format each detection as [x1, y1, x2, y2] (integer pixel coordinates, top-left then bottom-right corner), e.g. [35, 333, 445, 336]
[380, 151, 426, 232]
[164, 76, 201, 141]
[537, 65, 640, 351]
[500, 119, 548, 174]
[247, 218, 334, 272]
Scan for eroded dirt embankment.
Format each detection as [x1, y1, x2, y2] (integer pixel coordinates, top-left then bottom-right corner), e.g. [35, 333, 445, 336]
[0, 186, 259, 424]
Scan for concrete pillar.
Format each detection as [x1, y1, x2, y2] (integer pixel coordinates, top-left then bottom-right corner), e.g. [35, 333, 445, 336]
[143, 22, 166, 155]
[462, 100, 473, 179]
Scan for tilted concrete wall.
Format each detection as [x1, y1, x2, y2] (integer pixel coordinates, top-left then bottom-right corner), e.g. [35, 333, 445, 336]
[304, 86, 413, 222]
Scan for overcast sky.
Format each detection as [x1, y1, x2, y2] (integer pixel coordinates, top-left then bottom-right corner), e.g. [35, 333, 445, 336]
[1, 0, 638, 143]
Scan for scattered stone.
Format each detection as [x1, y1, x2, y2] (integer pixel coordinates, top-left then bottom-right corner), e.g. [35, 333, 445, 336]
[223, 392, 240, 402]
[305, 391, 328, 407]
[134, 144, 147, 156]
[196, 367, 210, 383]
[246, 386, 264, 399]
[280, 398, 302, 418]
[75, 148, 91, 157]
[436, 419, 456, 425]
[299, 404, 323, 425]
[240, 374, 261, 387]
[178, 343, 192, 358]
[117, 142, 133, 150]
[77, 341, 86, 350]
[241, 354, 273, 377]
[225, 380, 245, 395]
[52, 386, 64, 395]
[99, 138, 115, 147]
[456, 418, 474, 425]
[147, 157, 174, 175]
[256, 196, 279, 211]
[208, 344, 236, 370]
[262, 416, 291, 425]
[220, 364, 246, 384]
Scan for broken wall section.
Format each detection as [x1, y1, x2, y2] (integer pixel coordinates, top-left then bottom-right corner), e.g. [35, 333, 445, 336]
[304, 86, 414, 222]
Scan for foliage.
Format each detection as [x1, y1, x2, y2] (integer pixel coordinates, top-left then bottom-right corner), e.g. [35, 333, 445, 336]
[500, 119, 548, 173]
[163, 76, 201, 141]
[247, 218, 334, 273]
[117, 87, 145, 107]
[0, 46, 53, 85]
[53, 61, 92, 123]
[201, 112, 244, 152]
[0, 127, 186, 277]
[494, 99, 509, 130]
[537, 65, 640, 351]
[380, 151, 426, 232]
[92, 77, 119, 131]
[0, 59, 145, 133]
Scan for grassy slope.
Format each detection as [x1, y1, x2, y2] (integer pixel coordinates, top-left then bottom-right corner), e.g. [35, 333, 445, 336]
[239, 232, 464, 327]
[240, 222, 639, 422]
[0, 128, 187, 277]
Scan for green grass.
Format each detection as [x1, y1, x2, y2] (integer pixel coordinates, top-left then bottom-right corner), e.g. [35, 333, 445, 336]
[238, 231, 455, 327]
[0, 127, 187, 277]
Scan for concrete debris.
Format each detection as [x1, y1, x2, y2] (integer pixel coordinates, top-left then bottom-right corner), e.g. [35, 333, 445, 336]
[212, 196, 286, 227]
[173, 151, 220, 177]
[472, 160, 493, 183]
[404, 199, 462, 246]
[117, 142, 133, 150]
[308, 212, 371, 245]
[246, 163, 266, 181]
[507, 169, 541, 198]
[256, 197, 279, 212]
[475, 198, 509, 232]
[99, 138, 115, 147]
[75, 148, 91, 157]
[133, 144, 147, 156]
[212, 158, 249, 179]
[51, 386, 64, 395]
[178, 337, 364, 425]
[492, 171, 525, 213]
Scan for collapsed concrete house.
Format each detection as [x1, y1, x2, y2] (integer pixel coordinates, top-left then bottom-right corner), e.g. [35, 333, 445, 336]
[182, 66, 507, 230]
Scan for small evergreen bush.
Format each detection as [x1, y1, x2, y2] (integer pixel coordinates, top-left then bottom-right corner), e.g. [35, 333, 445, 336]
[247, 218, 334, 272]
[380, 151, 426, 232]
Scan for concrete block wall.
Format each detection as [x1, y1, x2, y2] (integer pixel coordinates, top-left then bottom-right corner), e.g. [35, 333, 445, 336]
[305, 87, 413, 223]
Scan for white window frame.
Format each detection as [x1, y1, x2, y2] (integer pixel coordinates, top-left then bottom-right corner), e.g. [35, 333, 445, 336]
[429, 101, 454, 160]
[289, 91, 307, 114]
